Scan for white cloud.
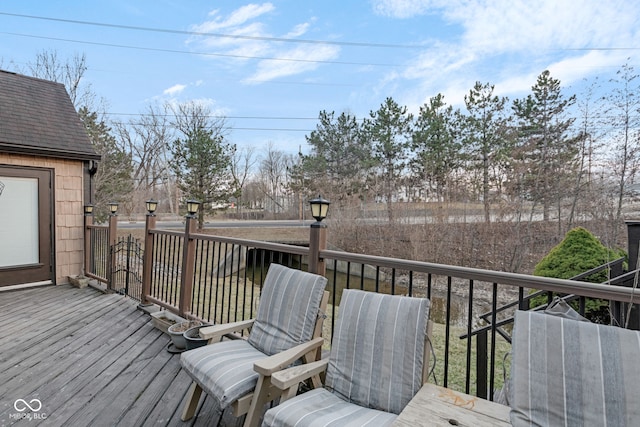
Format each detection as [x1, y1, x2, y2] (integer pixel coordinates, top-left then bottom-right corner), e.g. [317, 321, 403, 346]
[371, 0, 445, 18]
[163, 84, 187, 96]
[244, 44, 340, 84]
[194, 3, 275, 32]
[189, 4, 336, 83]
[375, 0, 640, 107]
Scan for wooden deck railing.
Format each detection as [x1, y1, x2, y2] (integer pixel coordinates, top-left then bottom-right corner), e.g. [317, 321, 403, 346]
[85, 211, 640, 401]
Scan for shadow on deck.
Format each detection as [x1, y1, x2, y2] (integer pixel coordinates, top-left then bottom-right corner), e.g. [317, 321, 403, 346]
[0, 285, 241, 426]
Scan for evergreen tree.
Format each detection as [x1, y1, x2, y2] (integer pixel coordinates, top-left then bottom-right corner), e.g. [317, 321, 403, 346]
[170, 102, 234, 229]
[411, 94, 461, 202]
[462, 82, 510, 222]
[78, 107, 133, 221]
[511, 71, 579, 225]
[362, 97, 413, 222]
[303, 110, 372, 208]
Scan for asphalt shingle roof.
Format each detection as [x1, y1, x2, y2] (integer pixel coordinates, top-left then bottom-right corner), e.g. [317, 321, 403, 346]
[0, 70, 99, 161]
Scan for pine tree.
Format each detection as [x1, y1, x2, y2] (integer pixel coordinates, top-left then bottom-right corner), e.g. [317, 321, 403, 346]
[78, 107, 133, 221]
[511, 71, 579, 225]
[362, 97, 413, 222]
[411, 94, 461, 203]
[462, 82, 510, 222]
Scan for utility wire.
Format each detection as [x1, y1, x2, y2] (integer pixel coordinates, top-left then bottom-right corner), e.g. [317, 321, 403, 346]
[1, 11, 638, 52]
[0, 31, 399, 67]
[0, 11, 425, 50]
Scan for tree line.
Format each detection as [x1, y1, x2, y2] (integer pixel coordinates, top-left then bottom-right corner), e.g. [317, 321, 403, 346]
[9, 51, 640, 240]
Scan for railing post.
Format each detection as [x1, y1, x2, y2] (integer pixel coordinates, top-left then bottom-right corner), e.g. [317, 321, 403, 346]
[141, 211, 156, 306]
[308, 222, 327, 276]
[624, 221, 640, 329]
[84, 212, 93, 276]
[107, 212, 118, 291]
[179, 213, 197, 317]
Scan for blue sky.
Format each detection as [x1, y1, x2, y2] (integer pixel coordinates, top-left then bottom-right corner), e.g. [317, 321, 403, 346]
[1, 1, 639, 154]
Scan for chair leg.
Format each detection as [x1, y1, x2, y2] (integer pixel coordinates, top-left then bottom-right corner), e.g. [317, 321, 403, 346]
[243, 375, 279, 427]
[182, 381, 204, 421]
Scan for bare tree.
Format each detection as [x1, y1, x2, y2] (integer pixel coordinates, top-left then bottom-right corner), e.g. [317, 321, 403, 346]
[230, 146, 257, 217]
[25, 49, 101, 111]
[605, 63, 640, 224]
[257, 142, 295, 216]
[114, 103, 174, 214]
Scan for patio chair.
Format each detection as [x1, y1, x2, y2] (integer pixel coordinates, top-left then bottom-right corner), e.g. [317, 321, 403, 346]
[509, 309, 640, 426]
[261, 289, 431, 427]
[179, 263, 328, 427]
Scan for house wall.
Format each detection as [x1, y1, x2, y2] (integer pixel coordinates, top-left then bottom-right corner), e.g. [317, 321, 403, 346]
[0, 153, 85, 284]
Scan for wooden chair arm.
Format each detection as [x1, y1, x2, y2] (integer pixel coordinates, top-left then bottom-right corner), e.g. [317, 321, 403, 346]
[271, 359, 329, 390]
[253, 337, 325, 376]
[199, 319, 255, 343]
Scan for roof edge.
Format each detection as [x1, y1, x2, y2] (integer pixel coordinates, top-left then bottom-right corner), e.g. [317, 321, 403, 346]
[0, 144, 101, 161]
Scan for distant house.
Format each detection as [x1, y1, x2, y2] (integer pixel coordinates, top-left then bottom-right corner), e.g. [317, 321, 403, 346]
[0, 70, 99, 288]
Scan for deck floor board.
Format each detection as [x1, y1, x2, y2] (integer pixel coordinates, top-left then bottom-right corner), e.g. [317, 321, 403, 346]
[0, 285, 244, 426]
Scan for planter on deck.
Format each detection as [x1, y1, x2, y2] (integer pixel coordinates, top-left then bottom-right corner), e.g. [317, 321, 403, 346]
[167, 321, 204, 350]
[150, 311, 187, 335]
[68, 275, 90, 289]
[184, 325, 210, 350]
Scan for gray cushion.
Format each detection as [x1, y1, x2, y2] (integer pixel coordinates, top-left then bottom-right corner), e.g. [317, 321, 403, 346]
[248, 264, 327, 356]
[263, 388, 398, 427]
[180, 339, 266, 408]
[325, 289, 430, 415]
[510, 310, 640, 426]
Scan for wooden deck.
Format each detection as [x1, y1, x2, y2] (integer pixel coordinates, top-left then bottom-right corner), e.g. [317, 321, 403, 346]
[0, 284, 242, 426]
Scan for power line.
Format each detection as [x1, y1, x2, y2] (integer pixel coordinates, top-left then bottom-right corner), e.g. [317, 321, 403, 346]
[2, 11, 638, 53]
[0, 11, 425, 50]
[106, 112, 319, 120]
[0, 32, 399, 67]
[109, 120, 314, 132]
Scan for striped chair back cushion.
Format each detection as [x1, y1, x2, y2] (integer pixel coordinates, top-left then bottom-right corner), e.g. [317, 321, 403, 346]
[247, 264, 327, 356]
[510, 310, 640, 426]
[325, 289, 430, 415]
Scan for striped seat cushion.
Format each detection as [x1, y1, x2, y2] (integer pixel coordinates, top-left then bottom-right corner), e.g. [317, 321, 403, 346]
[180, 340, 266, 409]
[510, 310, 640, 426]
[248, 264, 327, 356]
[325, 289, 430, 415]
[263, 388, 398, 427]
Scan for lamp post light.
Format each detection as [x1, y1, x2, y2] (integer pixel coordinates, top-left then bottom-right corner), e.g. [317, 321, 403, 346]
[308, 195, 330, 276]
[142, 200, 158, 307]
[108, 202, 119, 215]
[309, 195, 330, 225]
[83, 204, 93, 277]
[146, 199, 158, 216]
[186, 200, 200, 218]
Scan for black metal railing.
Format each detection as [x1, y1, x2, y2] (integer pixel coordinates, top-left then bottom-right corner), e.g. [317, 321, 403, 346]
[85, 215, 640, 402]
[86, 224, 109, 283]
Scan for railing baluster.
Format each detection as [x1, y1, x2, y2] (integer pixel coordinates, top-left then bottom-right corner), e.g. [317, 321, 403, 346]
[465, 279, 474, 394]
[489, 283, 498, 401]
[444, 276, 452, 387]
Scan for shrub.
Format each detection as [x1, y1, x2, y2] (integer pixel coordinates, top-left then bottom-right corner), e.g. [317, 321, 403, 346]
[531, 227, 626, 322]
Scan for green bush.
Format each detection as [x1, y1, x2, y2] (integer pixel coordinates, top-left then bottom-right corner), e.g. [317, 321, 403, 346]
[531, 227, 626, 323]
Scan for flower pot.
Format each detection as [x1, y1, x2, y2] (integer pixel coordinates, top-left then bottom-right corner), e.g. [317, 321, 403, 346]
[184, 325, 210, 350]
[168, 321, 203, 350]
